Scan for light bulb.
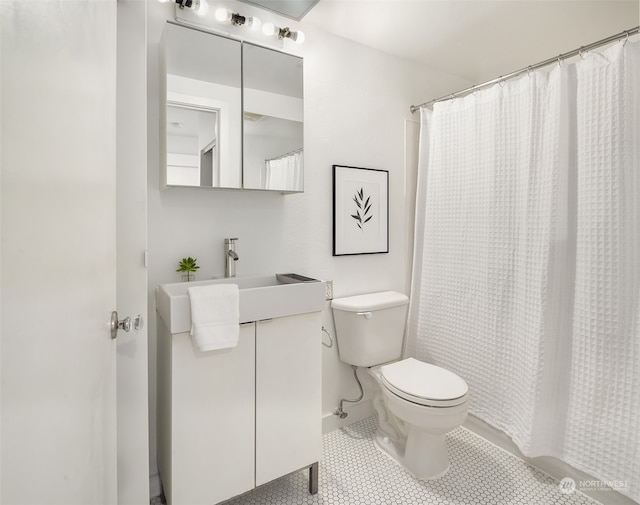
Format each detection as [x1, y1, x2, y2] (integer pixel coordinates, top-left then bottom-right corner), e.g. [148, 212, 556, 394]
[293, 30, 305, 44]
[215, 7, 229, 22]
[194, 0, 208, 16]
[262, 22, 276, 37]
[246, 16, 262, 31]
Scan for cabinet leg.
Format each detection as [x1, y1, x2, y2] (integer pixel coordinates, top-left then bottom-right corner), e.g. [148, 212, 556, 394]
[308, 461, 318, 495]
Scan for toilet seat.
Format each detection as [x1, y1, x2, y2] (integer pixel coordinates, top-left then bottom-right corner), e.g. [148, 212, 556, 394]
[380, 358, 468, 407]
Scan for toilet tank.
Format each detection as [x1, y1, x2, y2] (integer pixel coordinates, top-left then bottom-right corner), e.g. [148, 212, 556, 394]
[331, 291, 409, 367]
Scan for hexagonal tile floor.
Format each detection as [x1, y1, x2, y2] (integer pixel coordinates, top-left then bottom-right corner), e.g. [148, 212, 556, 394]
[152, 416, 598, 505]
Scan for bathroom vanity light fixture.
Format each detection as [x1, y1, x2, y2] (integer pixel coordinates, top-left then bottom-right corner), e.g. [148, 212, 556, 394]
[262, 22, 305, 44]
[214, 7, 262, 30]
[159, 0, 209, 16]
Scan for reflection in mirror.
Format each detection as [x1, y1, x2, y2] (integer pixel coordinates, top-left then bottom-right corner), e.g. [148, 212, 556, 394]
[162, 22, 242, 188]
[166, 103, 219, 187]
[243, 43, 303, 192]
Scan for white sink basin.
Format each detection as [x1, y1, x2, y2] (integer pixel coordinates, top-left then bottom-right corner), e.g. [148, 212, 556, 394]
[156, 274, 326, 333]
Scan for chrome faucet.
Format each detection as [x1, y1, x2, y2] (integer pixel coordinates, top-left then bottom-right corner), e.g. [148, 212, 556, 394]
[225, 238, 239, 277]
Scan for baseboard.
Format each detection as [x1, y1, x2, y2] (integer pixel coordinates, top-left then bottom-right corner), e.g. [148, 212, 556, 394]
[463, 414, 638, 505]
[322, 399, 374, 434]
[149, 472, 162, 500]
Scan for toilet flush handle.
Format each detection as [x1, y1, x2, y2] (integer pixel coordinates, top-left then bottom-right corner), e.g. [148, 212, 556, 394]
[357, 311, 373, 320]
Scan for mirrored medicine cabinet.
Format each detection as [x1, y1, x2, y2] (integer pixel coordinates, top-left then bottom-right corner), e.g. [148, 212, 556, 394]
[160, 22, 304, 193]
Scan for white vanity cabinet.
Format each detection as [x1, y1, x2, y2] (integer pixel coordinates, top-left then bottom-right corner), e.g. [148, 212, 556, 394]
[156, 310, 322, 505]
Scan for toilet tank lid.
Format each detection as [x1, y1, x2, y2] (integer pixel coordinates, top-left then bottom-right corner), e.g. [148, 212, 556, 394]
[331, 291, 409, 312]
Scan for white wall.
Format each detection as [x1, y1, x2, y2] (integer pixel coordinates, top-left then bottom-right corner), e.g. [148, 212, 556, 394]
[146, 1, 471, 492]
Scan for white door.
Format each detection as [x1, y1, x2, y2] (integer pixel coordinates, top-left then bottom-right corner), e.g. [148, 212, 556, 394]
[1, 2, 118, 504]
[116, 2, 150, 504]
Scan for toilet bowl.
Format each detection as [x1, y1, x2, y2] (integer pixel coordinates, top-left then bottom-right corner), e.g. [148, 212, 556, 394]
[369, 358, 468, 479]
[331, 291, 469, 480]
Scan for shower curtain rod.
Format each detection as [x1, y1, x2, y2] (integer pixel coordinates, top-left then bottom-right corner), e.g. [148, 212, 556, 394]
[266, 147, 303, 162]
[409, 26, 639, 113]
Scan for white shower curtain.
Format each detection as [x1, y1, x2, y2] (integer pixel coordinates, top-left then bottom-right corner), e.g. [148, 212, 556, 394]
[264, 150, 303, 191]
[409, 39, 640, 502]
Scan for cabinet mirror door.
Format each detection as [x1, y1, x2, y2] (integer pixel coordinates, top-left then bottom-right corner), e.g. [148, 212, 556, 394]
[242, 43, 304, 192]
[162, 23, 242, 189]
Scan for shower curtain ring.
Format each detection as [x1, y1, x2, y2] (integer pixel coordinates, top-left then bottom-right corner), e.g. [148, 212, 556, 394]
[499, 77, 506, 87]
[579, 46, 587, 59]
[557, 55, 564, 67]
[623, 30, 630, 46]
[527, 66, 534, 78]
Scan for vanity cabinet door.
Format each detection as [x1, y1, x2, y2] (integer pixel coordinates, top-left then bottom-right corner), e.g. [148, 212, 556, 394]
[255, 313, 322, 486]
[170, 322, 256, 505]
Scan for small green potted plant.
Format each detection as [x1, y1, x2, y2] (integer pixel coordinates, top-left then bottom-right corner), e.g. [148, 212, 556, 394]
[176, 257, 200, 282]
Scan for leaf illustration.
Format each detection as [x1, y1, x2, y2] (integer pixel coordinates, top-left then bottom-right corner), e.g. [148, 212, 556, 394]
[350, 187, 373, 231]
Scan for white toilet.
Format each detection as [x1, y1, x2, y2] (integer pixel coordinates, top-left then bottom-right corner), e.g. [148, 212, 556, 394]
[331, 291, 468, 480]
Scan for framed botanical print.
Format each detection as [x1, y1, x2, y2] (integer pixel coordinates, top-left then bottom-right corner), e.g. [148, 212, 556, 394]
[332, 165, 389, 256]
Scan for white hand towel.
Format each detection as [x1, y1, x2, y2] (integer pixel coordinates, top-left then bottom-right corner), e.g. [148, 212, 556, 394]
[187, 284, 240, 351]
